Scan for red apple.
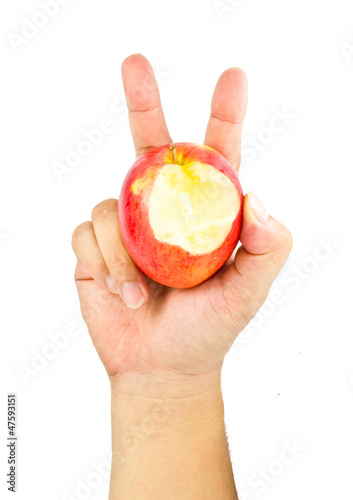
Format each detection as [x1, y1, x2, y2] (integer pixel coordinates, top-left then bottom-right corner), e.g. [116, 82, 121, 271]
[119, 142, 243, 288]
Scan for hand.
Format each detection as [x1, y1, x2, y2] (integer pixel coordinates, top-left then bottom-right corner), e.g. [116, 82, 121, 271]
[71, 54, 293, 390]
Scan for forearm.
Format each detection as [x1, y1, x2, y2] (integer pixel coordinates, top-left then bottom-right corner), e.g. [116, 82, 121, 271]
[108, 370, 238, 500]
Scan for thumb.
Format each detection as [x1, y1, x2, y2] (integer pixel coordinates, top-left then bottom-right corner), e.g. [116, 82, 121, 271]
[222, 192, 293, 323]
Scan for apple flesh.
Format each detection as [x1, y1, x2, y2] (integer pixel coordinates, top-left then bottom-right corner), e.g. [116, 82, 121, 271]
[119, 142, 243, 288]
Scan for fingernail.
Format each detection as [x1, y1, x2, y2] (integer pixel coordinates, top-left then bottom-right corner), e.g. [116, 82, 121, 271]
[248, 191, 268, 224]
[121, 282, 145, 309]
[105, 275, 119, 294]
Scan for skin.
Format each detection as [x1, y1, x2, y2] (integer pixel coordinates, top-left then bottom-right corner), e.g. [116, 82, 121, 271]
[72, 53, 293, 500]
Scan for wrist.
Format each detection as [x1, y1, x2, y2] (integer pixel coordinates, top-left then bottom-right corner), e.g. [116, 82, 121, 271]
[109, 368, 225, 457]
[108, 369, 237, 500]
[109, 367, 223, 400]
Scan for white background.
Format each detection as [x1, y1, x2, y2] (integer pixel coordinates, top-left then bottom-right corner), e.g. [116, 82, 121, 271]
[1, 0, 353, 499]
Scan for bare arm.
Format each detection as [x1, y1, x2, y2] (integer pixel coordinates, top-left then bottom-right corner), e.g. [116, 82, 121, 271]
[72, 53, 292, 500]
[109, 371, 237, 500]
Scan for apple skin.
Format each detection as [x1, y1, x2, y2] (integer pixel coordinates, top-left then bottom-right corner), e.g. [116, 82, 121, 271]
[119, 142, 243, 288]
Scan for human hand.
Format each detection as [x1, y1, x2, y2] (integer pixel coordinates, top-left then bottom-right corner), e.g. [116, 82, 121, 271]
[71, 54, 293, 392]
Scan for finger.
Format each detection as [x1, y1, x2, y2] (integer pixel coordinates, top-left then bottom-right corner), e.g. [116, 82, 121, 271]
[221, 192, 293, 321]
[204, 68, 248, 173]
[121, 53, 172, 157]
[91, 199, 148, 309]
[72, 221, 110, 291]
[235, 192, 293, 283]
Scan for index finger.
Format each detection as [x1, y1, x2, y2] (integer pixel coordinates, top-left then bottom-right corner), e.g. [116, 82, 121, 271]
[204, 68, 248, 173]
[121, 54, 172, 157]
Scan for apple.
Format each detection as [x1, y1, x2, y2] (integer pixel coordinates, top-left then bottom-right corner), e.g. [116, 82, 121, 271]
[119, 142, 243, 288]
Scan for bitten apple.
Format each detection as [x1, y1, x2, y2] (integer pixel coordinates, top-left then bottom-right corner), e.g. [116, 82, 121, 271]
[119, 142, 243, 288]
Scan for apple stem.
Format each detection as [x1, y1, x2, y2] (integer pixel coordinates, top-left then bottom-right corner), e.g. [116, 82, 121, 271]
[170, 143, 177, 163]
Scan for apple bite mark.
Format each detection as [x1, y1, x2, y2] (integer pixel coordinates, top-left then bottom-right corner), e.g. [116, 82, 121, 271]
[148, 160, 240, 255]
[119, 142, 243, 288]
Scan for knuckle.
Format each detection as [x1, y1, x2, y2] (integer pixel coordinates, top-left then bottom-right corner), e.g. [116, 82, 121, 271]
[71, 221, 92, 248]
[222, 281, 257, 329]
[91, 199, 118, 222]
[262, 225, 293, 271]
[109, 255, 131, 278]
[271, 223, 293, 255]
[108, 255, 135, 282]
[229, 152, 241, 169]
[135, 145, 157, 158]
[277, 226, 294, 255]
[284, 228, 294, 249]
